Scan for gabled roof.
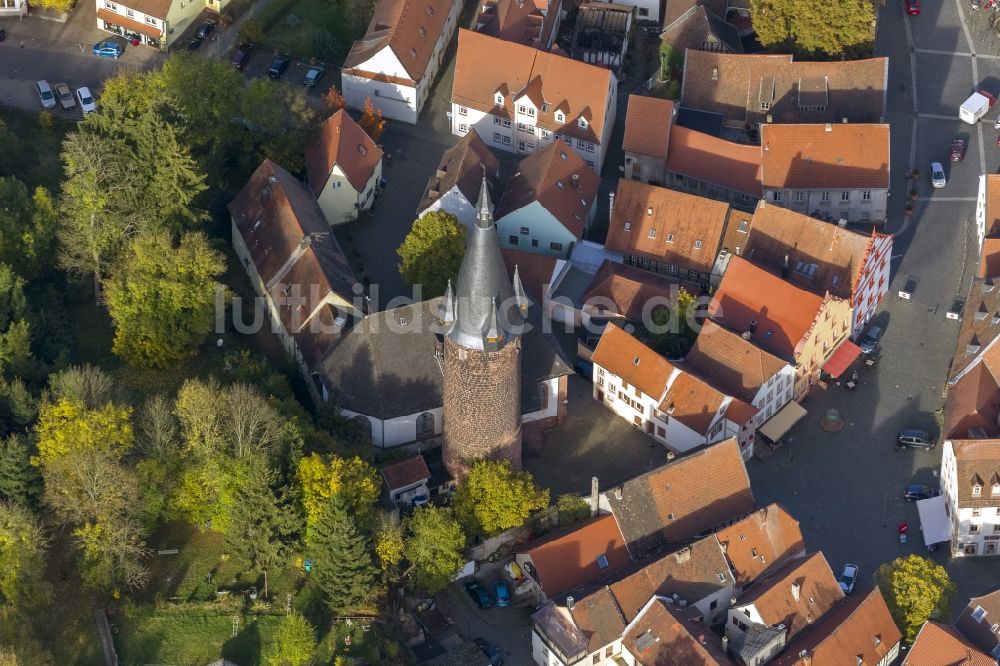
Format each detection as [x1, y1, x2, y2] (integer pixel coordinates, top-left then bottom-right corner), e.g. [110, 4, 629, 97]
[582, 260, 685, 322]
[659, 370, 756, 434]
[904, 622, 997, 666]
[118, 0, 170, 19]
[566, 586, 627, 653]
[417, 130, 502, 216]
[495, 139, 599, 239]
[735, 551, 843, 640]
[476, 0, 561, 48]
[679, 51, 889, 125]
[660, 5, 743, 56]
[944, 342, 1000, 439]
[663, 0, 728, 28]
[773, 588, 902, 666]
[380, 455, 431, 491]
[305, 110, 383, 195]
[606, 438, 754, 558]
[453, 29, 616, 144]
[623, 95, 674, 160]
[710, 256, 831, 361]
[950, 440, 1000, 506]
[500, 248, 560, 303]
[591, 323, 675, 399]
[228, 159, 363, 364]
[605, 179, 731, 275]
[609, 535, 734, 622]
[520, 514, 631, 598]
[949, 279, 1000, 381]
[343, 0, 457, 82]
[759, 124, 891, 190]
[683, 320, 789, 403]
[623, 597, 735, 665]
[744, 201, 881, 300]
[956, 587, 1000, 655]
[665, 126, 762, 197]
[713, 503, 805, 586]
[720, 209, 754, 257]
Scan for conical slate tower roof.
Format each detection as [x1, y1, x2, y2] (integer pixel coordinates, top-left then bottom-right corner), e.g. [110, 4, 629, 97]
[447, 176, 523, 351]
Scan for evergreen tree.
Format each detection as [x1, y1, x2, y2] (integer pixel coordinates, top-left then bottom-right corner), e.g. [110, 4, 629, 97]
[0, 435, 40, 506]
[307, 496, 374, 613]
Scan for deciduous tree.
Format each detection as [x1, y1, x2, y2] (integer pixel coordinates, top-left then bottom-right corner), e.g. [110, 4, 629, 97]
[397, 211, 466, 298]
[403, 506, 466, 593]
[74, 515, 150, 592]
[104, 232, 224, 368]
[454, 459, 549, 536]
[48, 364, 117, 409]
[34, 399, 133, 466]
[750, 0, 874, 56]
[323, 86, 346, 114]
[876, 555, 955, 642]
[0, 501, 47, 607]
[296, 453, 380, 531]
[556, 493, 591, 526]
[374, 512, 404, 572]
[646, 288, 700, 358]
[308, 496, 375, 613]
[242, 80, 320, 172]
[265, 612, 317, 666]
[0, 265, 30, 380]
[358, 97, 386, 142]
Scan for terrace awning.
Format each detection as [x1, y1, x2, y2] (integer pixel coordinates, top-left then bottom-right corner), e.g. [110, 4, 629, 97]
[823, 340, 863, 379]
[917, 495, 952, 546]
[758, 401, 807, 442]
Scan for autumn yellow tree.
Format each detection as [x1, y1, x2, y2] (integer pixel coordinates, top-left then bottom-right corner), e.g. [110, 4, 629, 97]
[296, 453, 379, 531]
[358, 97, 386, 142]
[453, 460, 549, 536]
[33, 399, 133, 465]
[323, 86, 346, 114]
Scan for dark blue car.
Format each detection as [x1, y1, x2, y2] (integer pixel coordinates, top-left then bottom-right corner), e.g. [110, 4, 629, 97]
[92, 40, 123, 59]
[493, 580, 510, 607]
[463, 580, 492, 609]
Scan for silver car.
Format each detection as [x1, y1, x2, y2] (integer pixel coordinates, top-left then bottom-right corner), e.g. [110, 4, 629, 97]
[930, 161, 946, 188]
[860, 325, 883, 354]
[35, 80, 56, 109]
[54, 83, 76, 110]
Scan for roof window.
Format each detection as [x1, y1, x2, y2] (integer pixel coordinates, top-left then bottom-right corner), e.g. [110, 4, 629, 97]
[633, 357, 640, 365]
[419, 26, 427, 36]
[358, 145, 367, 156]
[557, 181, 565, 190]
[648, 229, 656, 239]
[596, 554, 609, 569]
[426, 4, 435, 14]
[624, 222, 631, 231]
[646, 207, 653, 215]
[560, 151, 568, 160]
[974, 606, 988, 623]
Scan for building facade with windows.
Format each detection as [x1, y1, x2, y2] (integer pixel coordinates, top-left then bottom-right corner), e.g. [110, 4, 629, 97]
[759, 123, 890, 225]
[664, 125, 762, 211]
[622, 95, 674, 186]
[941, 439, 1000, 557]
[341, 0, 461, 123]
[451, 28, 617, 172]
[304, 110, 384, 225]
[95, 0, 223, 50]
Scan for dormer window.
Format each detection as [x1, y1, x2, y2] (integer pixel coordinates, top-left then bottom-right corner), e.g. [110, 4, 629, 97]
[426, 4, 435, 14]
[358, 145, 367, 156]
[555, 111, 565, 123]
[578, 117, 588, 129]
[974, 484, 983, 497]
[419, 26, 427, 36]
[694, 240, 703, 249]
[495, 93, 503, 105]
[993, 483, 1000, 496]
[648, 229, 655, 239]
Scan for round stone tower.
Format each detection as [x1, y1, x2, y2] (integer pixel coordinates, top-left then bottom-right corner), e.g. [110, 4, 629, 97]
[441, 176, 529, 480]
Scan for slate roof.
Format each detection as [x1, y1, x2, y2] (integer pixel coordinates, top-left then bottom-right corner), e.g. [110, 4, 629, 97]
[495, 139, 599, 239]
[605, 438, 754, 558]
[343, 0, 457, 82]
[956, 587, 1000, 655]
[744, 201, 881, 300]
[304, 110, 383, 195]
[665, 126, 762, 197]
[417, 130, 502, 216]
[735, 551, 843, 640]
[660, 5, 743, 55]
[453, 28, 615, 144]
[679, 51, 888, 125]
[520, 514, 631, 598]
[380, 455, 431, 491]
[950, 440, 1000, 506]
[623, 95, 674, 160]
[582, 260, 686, 322]
[683, 319, 789, 404]
[605, 179, 731, 275]
[773, 588, 902, 666]
[713, 503, 805, 587]
[623, 597, 735, 665]
[759, 124, 891, 190]
[904, 622, 997, 666]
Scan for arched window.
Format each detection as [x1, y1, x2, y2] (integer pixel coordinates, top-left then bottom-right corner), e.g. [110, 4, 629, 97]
[353, 415, 372, 440]
[416, 412, 434, 438]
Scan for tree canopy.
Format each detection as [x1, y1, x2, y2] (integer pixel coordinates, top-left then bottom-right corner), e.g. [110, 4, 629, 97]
[33, 399, 133, 466]
[750, 0, 874, 56]
[404, 506, 466, 593]
[875, 555, 955, 642]
[0, 178, 58, 279]
[0, 502, 47, 607]
[265, 612, 317, 666]
[454, 459, 549, 536]
[397, 211, 467, 299]
[296, 453, 380, 532]
[308, 496, 375, 613]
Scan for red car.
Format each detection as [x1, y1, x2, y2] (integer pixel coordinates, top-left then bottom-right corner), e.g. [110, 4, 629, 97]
[906, 0, 920, 14]
[951, 138, 966, 161]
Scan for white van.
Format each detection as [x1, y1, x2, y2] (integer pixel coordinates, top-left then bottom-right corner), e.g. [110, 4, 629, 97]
[960, 91, 994, 124]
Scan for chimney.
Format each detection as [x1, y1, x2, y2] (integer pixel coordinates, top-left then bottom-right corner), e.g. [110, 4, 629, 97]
[721, 636, 729, 653]
[782, 254, 789, 279]
[749, 319, 758, 335]
[698, 634, 706, 645]
[566, 596, 575, 610]
[572, 173, 580, 189]
[590, 477, 599, 517]
[609, 191, 615, 219]
[712, 66, 718, 80]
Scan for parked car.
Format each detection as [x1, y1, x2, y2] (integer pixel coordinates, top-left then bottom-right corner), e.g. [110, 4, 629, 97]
[195, 20, 215, 39]
[53, 83, 76, 110]
[268, 56, 291, 79]
[493, 580, 510, 607]
[930, 161, 947, 188]
[474, 638, 504, 666]
[35, 80, 55, 109]
[76, 86, 97, 114]
[92, 40, 123, 58]
[186, 37, 202, 51]
[231, 43, 254, 71]
[859, 325, 883, 355]
[903, 484, 938, 501]
[951, 138, 966, 161]
[303, 65, 326, 87]
[897, 429, 936, 450]
[838, 564, 859, 595]
[463, 580, 492, 609]
[905, 0, 920, 14]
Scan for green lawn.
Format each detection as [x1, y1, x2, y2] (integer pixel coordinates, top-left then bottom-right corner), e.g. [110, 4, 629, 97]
[0, 107, 73, 193]
[262, 0, 355, 62]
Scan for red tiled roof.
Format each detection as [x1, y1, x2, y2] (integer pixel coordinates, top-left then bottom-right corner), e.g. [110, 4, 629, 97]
[380, 455, 431, 491]
[582, 260, 687, 322]
[683, 319, 788, 403]
[476, 0, 561, 49]
[951, 439, 1000, 505]
[418, 130, 502, 215]
[956, 588, 1000, 655]
[606, 438, 754, 558]
[774, 588, 902, 666]
[737, 552, 843, 639]
[665, 126, 762, 196]
[496, 139, 599, 239]
[501, 248, 559, 304]
[569, 586, 627, 653]
[305, 110, 383, 195]
[521, 514, 630, 597]
[709, 256, 826, 360]
[623, 598, 734, 665]
[453, 29, 615, 143]
[605, 179, 731, 275]
[760, 124, 890, 190]
[623, 95, 674, 160]
[904, 622, 997, 666]
[713, 503, 804, 586]
[591, 323, 675, 399]
[660, 371, 755, 435]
